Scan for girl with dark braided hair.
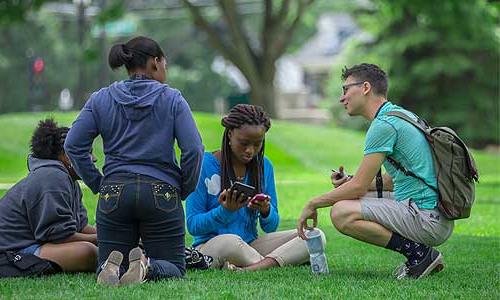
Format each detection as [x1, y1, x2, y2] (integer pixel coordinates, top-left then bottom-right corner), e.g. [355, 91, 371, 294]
[0, 118, 97, 274]
[187, 104, 325, 271]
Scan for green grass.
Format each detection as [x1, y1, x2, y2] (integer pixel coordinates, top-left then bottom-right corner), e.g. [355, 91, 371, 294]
[0, 111, 499, 299]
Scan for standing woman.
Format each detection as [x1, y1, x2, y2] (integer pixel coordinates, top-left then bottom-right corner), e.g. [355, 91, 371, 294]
[186, 104, 325, 271]
[65, 36, 204, 285]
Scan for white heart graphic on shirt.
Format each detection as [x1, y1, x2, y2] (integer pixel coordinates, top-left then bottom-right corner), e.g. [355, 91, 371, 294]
[205, 174, 221, 196]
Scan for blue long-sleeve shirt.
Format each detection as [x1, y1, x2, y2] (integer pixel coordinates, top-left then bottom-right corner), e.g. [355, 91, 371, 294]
[186, 152, 279, 247]
[64, 79, 204, 199]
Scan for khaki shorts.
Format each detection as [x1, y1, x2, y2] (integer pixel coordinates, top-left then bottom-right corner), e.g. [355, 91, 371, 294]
[360, 193, 454, 246]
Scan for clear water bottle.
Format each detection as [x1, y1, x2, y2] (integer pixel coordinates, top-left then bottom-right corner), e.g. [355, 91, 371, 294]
[305, 229, 329, 274]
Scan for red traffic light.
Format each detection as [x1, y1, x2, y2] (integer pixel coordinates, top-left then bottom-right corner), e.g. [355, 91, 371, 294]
[33, 58, 45, 74]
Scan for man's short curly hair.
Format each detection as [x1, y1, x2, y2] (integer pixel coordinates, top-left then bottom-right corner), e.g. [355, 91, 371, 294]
[341, 63, 388, 97]
[30, 118, 69, 160]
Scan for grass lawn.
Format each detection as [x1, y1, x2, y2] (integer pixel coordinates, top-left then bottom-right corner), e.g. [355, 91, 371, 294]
[0, 111, 498, 299]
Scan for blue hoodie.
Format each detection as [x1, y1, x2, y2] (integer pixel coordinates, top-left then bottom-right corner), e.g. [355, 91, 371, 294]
[64, 79, 204, 199]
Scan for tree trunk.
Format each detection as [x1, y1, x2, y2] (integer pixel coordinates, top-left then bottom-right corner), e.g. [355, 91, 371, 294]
[182, 0, 315, 117]
[246, 59, 277, 116]
[249, 78, 276, 117]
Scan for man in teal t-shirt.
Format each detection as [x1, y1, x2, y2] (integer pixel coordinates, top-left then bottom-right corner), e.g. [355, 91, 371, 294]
[297, 63, 454, 279]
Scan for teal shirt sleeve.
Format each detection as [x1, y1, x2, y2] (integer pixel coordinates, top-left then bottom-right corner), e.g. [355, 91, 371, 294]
[364, 119, 398, 156]
[186, 161, 238, 236]
[259, 158, 279, 232]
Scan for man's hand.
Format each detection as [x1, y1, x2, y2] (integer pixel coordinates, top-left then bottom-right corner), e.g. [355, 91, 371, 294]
[218, 188, 250, 212]
[297, 202, 318, 240]
[331, 166, 352, 188]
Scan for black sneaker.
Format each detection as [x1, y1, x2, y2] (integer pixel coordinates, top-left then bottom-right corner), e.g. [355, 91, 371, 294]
[406, 248, 444, 279]
[393, 260, 445, 280]
[185, 247, 213, 270]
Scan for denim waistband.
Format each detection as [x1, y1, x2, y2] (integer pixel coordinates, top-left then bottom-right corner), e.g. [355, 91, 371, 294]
[103, 172, 171, 185]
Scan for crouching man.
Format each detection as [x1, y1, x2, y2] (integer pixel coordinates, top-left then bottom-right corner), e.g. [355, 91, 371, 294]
[297, 63, 454, 279]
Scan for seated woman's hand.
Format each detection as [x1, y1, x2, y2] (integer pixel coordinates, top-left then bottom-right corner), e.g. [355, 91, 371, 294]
[218, 188, 250, 212]
[247, 194, 271, 217]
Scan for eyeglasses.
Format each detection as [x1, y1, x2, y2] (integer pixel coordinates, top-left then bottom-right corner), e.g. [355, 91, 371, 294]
[342, 81, 365, 95]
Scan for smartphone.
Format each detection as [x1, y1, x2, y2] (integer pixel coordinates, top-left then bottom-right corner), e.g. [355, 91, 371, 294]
[230, 181, 256, 200]
[252, 193, 267, 202]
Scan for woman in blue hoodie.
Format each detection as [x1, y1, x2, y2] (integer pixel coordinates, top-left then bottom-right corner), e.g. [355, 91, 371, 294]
[186, 104, 325, 271]
[64, 36, 204, 285]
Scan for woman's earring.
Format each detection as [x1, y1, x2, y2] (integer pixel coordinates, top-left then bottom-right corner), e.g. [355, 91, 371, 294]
[228, 141, 232, 146]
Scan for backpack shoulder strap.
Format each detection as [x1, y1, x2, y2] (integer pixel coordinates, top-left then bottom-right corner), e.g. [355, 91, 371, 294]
[386, 111, 429, 134]
[389, 111, 478, 182]
[386, 156, 438, 193]
[384, 111, 438, 193]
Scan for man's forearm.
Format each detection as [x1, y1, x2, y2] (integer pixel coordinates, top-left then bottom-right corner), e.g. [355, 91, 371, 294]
[310, 179, 369, 209]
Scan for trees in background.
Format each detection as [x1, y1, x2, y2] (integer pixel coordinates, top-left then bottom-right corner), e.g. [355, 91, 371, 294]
[139, 14, 234, 112]
[329, 0, 499, 147]
[0, 0, 321, 116]
[0, 0, 49, 25]
[0, 0, 233, 113]
[182, 0, 316, 116]
[0, 0, 498, 146]
[0, 1, 123, 113]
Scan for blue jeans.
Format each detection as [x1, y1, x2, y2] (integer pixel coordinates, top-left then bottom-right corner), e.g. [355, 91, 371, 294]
[96, 173, 185, 280]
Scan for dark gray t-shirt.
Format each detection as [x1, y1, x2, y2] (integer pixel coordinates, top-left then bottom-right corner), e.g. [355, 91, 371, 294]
[0, 157, 88, 251]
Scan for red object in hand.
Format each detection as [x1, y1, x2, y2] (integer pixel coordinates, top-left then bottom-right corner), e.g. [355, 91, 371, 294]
[252, 193, 267, 202]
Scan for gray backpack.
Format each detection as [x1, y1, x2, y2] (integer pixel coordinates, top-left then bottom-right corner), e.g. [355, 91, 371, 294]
[386, 111, 479, 220]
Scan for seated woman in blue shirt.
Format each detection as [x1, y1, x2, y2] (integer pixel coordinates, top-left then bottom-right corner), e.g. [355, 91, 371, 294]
[186, 104, 325, 271]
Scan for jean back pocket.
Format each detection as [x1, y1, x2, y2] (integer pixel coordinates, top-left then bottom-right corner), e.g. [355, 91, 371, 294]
[98, 183, 124, 214]
[152, 183, 179, 213]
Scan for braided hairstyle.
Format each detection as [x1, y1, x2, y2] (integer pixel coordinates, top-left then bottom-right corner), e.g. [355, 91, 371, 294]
[30, 118, 69, 160]
[220, 104, 271, 194]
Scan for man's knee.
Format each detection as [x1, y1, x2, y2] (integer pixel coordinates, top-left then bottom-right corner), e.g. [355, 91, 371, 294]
[330, 201, 360, 233]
